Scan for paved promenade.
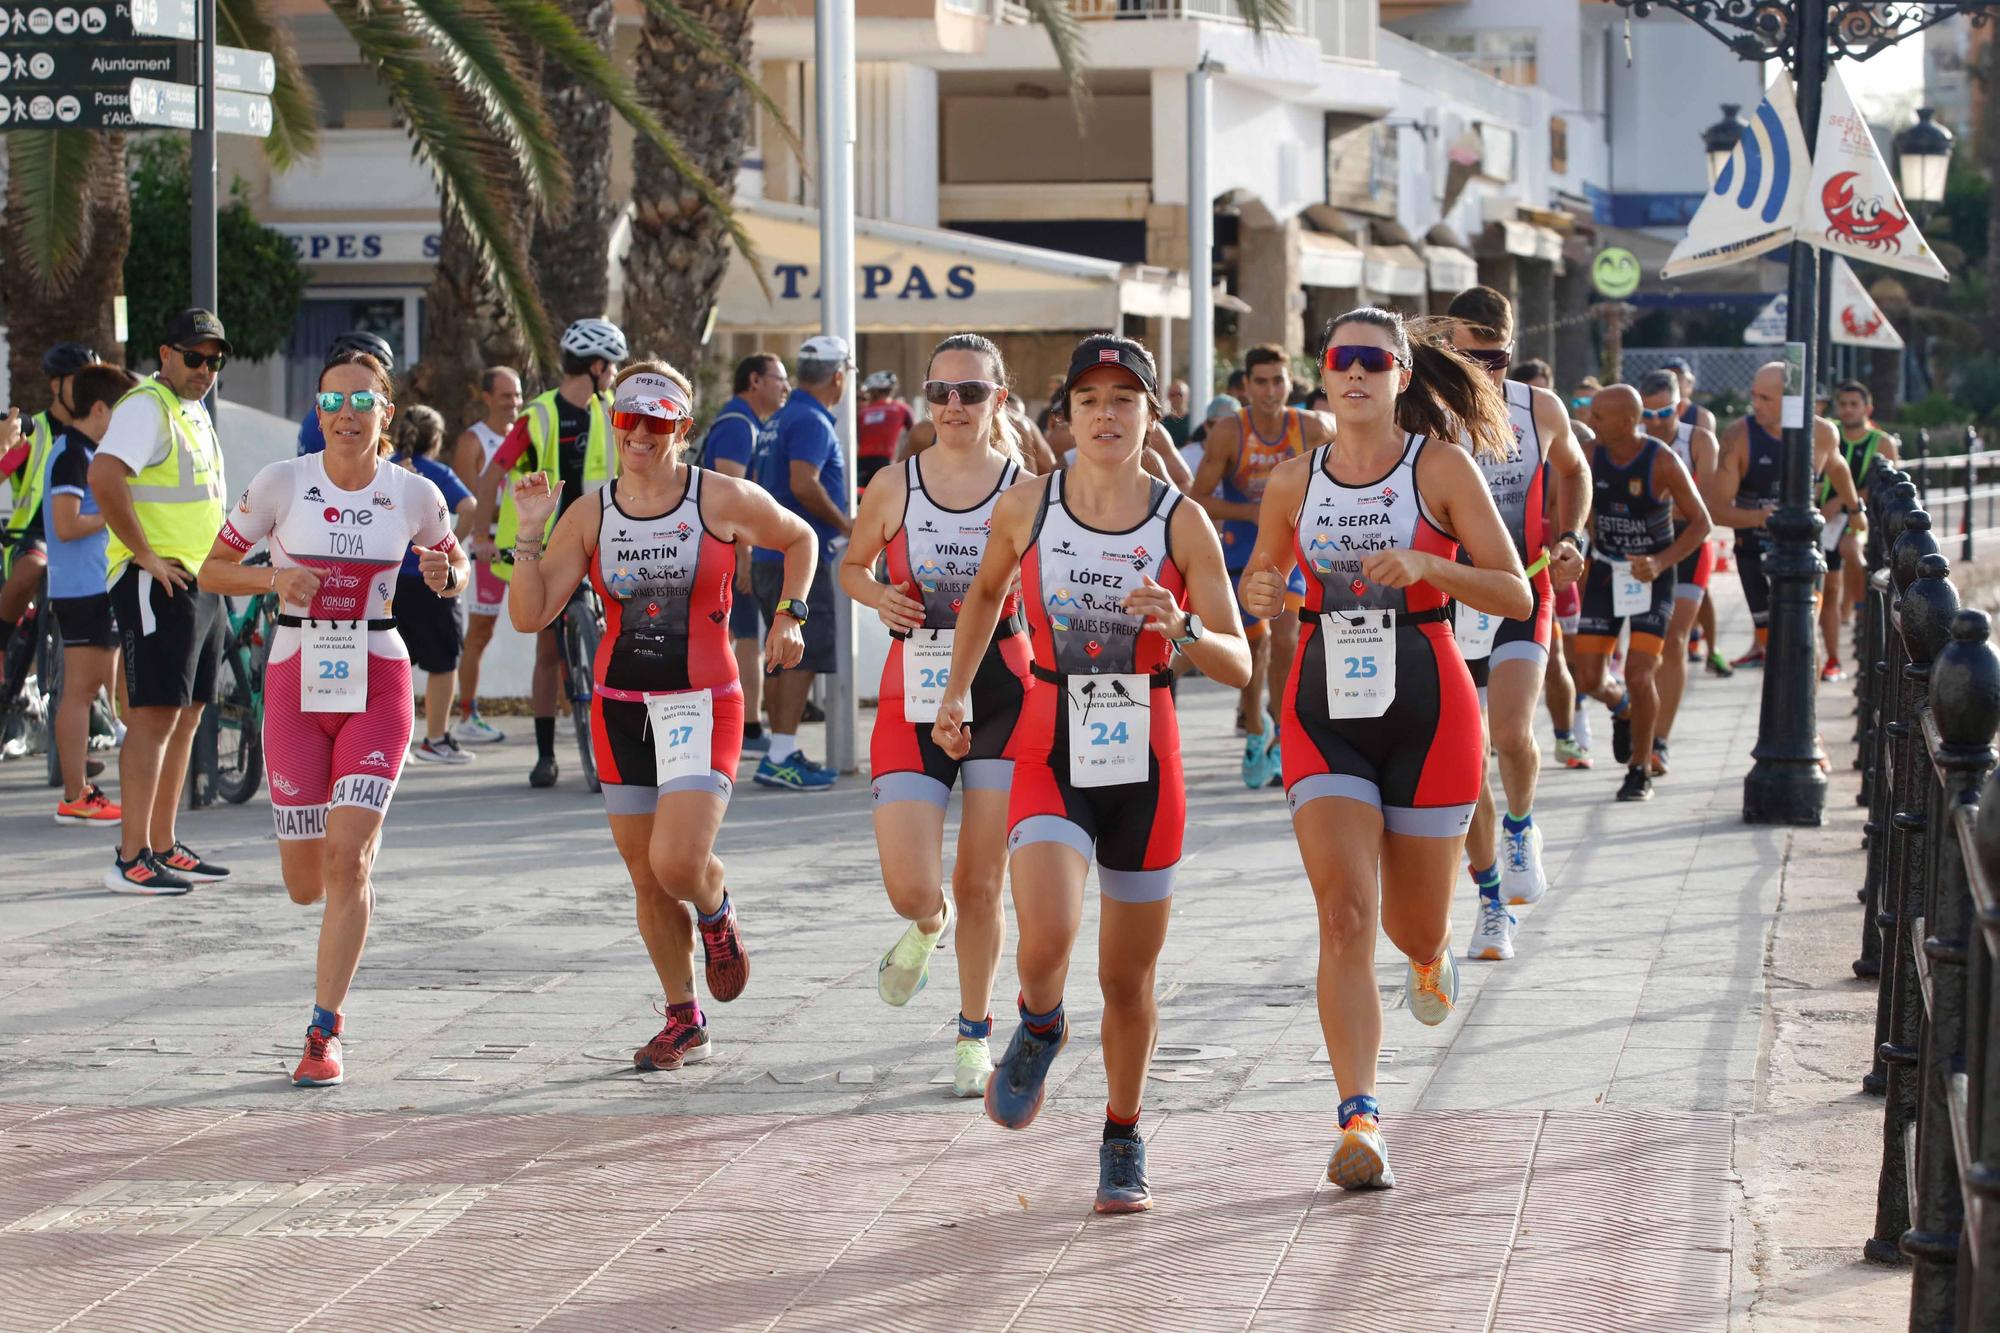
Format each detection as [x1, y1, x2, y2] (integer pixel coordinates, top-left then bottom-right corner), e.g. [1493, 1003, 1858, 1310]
[0, 588, 1899, 1331]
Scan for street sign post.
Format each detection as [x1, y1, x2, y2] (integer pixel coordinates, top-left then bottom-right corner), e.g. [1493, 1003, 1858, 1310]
[128, 75, 271, 136]
[0, 40, 180, 87]
[130, 0, 198, 40]
[0, 84, 139, 128]
[213, 42, 272, 94]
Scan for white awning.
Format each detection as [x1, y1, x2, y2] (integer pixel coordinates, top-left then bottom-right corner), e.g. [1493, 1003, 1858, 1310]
[1364, 243, 1427, 297]
[1298, 230, 1364, 291]
[1486, 218, 1565, 263]
[714, 199, 1189, 333]
[1425, 244, 1479, 293]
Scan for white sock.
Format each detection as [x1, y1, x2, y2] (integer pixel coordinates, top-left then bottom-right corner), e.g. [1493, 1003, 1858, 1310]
[768, 732, 799, 762]
[1574, 709, 1593, 749]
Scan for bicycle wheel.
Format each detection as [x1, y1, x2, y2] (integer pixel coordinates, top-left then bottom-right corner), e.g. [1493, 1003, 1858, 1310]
[39, 607, 62, 787]
[565, 597, 601, 793]
[213, 643, 263, 805]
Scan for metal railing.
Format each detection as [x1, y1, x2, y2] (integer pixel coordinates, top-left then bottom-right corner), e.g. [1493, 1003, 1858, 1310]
[1853, 461, 2000, 1328]
[1898, 428, 2000, 565]
[1057, 0, 1314, 33]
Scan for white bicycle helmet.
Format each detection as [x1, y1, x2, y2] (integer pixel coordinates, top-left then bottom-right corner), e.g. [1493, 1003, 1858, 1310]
[560, 317, 628, 363]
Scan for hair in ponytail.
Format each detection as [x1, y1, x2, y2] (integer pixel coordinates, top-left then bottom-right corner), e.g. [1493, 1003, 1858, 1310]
[1320, 307, 1512, 461]
[930, 332, 1023, 469]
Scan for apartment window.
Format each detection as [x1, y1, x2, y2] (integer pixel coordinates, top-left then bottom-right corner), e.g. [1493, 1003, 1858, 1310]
[1414, 30, 1539, 87]
[308, 65, 398, 130]
[1550, 116, 1568, 176]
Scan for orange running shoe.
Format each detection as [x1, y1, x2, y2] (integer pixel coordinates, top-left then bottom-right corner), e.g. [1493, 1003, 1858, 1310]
[55, 784, 121, 825]
[292, 1019, 345, 1087]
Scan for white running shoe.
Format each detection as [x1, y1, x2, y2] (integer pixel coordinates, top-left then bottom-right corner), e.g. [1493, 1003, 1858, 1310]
[953, 1036, 993, 1098]
[410, 736, 474, 765]
[1499, 820, 1546, 905]
[451, 712, 506, 745]
[1468, 899, 1517, 961]
[876, 899, 951, 1007]
[1406, 945, 1459, 1026]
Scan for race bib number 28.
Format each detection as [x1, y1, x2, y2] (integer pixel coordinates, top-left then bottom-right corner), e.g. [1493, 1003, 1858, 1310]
[301, 622, 367, 714]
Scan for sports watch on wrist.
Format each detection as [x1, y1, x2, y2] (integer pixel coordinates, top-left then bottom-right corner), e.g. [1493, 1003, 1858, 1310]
[1558, 529, 1588, 553]
[1170, 612, 1204, 648]
[775, 598, 810, 624]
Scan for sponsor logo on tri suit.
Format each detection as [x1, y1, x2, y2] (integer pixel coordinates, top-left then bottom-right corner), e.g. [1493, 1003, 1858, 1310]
[305, 486, 324, 502]
[359, 750, 393, 771]
[271, 771, 302, 798]
[372, 491, 395, 510]
[237, 490, 252, 513]
[332, 774, 394, 811]
[917, 519, 939, 534]
[1052, 540, 1077, 556]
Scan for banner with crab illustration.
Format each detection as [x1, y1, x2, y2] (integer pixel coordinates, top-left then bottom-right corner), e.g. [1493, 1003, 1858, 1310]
[1744, 256, 1904, 350]
[1664, 66, 1945, 285]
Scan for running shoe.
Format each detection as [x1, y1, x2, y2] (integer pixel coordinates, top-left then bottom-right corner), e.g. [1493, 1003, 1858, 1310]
[1556, 737, 1592, 770]
[292, 1020, 344, 1087]
[1468, 899, 1517, 961]
[86, 756, 104, 779]
[1617, 765, 1654, 802]
[1241, 731, 1274, 789]
[1500, 820, 1545, 906]
[741, 729, 772, 756]
[1327, 1113, 1394, 1190]
[104, 849, 192, 896]
[1095, 1138, 1152, 1214]
[1649, 739, 1670, 777]
[54, 784, 121, 825]
[1732, 645, 1766, 669]
[698, 900, 750, 1002]
[1821, 658, 1845, 683]
[802, 698, 826, 723]
[1265, 735, 1283, 788]
[877, 899, 952, 1006]
[529, 754, 559, 788]
[953, 1036, 993, 1098]
[1706, 650, 1735, 678]
[753, 751, 837, 791]
[1612, 710, 1633, 766]
[634, 1014, 712, 1071]
[985, 1012, 1068, 1130]
[155, 841, 230, 883]
[410, 736, 474, 765]
[1405, 946, 1458, 1026]
[1686, 635, 1703, 663]
[450, 712, 506, 745]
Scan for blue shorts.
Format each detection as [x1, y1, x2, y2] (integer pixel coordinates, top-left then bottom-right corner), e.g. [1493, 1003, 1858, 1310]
[729, 585, 762, 640]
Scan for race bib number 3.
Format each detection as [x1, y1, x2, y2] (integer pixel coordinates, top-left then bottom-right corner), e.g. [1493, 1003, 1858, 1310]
[646, 690, 715, 786]
[1321, 610, 1396, 720]
[1611, 560, 1651, 617]
[1454, 601, 1499, 662]
[903, 630, 965, 725]
[301, 622, 367, 713]
[1066, 673, 1149, 788]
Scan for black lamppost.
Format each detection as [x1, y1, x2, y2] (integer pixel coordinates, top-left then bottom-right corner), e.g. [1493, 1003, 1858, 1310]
[1702, 103, 1748, 187]
[1894, 107, 1955, 224]
[1618, 2, 1999, 826]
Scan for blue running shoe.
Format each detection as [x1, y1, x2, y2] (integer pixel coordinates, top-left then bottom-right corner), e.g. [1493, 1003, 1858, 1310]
[753, 751, 837, 791]
[1241, 732, 1272, 789]
[984, 1013, 1067, 1130]
[742, 730, 772, 756]
[1095, 1138, 1152, 1214]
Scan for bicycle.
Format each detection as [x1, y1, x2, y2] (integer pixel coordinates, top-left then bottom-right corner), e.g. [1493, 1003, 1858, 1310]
[557, 582, 603, 793]
[211, 551, 278, 804]
[0, 539, 61, 783]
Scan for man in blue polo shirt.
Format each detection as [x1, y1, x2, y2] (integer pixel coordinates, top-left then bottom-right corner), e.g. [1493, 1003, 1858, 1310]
[702, 352, 789, 755]
[750, 334, 851, 791]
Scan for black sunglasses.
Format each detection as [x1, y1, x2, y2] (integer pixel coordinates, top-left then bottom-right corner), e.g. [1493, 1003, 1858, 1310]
[1322, 344, 1407, 374]
[923, 379, 1001, 406]
[176, 348, 227, 372]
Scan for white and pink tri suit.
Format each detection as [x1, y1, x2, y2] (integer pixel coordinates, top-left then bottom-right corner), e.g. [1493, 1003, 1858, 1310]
[220, 454, 457, 839]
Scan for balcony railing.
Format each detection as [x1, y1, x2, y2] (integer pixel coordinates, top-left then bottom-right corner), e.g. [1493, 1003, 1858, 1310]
[995, 0, 1315, 37]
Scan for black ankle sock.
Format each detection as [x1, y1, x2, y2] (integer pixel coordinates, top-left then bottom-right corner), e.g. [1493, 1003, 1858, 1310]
[535, 716, 556, 758]
[744, 721, 764, 740]
[1103, 1107, 1141, 1143]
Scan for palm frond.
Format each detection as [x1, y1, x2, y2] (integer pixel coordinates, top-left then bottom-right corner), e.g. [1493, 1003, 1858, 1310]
[326, 0, 556, 368]
[396, 0, 569, 214]
[482, 0, 761, 283]
[630, 0, 802, 161]
[216, 0, 320, 169]
[1226, 0, 1288, 34]
[6, 130, 98, 294]
[1018, 0, 1090, 112]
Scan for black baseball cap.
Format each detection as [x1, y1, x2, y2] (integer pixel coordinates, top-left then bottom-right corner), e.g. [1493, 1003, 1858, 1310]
[164, 308, 232, 355]
[1057, 335, 1159, 406]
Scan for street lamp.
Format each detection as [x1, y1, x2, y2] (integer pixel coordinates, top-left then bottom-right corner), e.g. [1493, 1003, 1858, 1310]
[1894, 107, 1954, 222]
[1702, 104, 1747, 188]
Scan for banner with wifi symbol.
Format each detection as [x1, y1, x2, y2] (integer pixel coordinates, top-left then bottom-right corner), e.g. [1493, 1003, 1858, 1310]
[1663, 75, 1811, 280]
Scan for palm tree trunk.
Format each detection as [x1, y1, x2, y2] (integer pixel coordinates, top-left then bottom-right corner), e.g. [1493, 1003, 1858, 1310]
[2, 133, 129, 409]
[531, 0, 616, 327]
[623, 0, 756, 370]
[416, 205, 537, 431]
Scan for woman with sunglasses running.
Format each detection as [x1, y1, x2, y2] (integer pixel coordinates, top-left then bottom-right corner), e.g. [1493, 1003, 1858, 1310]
[508, 362, 817, 1071]
[842, 335, 1031, 1098]
[199, 350, 470, 1087]
[1240, 310, 1528, 1189]
[935, 334, 1250, 1214]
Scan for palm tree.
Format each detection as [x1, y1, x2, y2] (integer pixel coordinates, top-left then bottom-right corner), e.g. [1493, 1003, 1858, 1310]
[533, 0, 618, 323]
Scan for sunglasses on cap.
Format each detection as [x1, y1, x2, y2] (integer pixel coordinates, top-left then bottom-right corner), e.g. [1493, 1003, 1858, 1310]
[177, 348, 227, 372]
[923, 379, 1002, 406]
[610, 408, 686, 434]
[316, 390, 386, 413]
[1322, 344, 1408, 374]
[1460, 347, 1512, 371]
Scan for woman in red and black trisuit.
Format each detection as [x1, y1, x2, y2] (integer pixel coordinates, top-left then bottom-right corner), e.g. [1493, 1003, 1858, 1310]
[508, 361, 817, 1072]
[934, 335, 1250, 1215]
[1240, 308, 1529, 1190]
[840, 333, 1032, 1100]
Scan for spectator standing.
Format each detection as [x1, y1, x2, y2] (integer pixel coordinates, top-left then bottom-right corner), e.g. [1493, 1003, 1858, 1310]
[395, 406, 479, 764]
[1160, 378, 1193, 450]
[0, 342, 97, 680]
[46, 362, 139, 825]
[703, 353, 789, 754]
[447, 366, 523, 746]
[750, 334, 852, 790]
[856, 371, 912, 490]
[89, 308, 235, 894]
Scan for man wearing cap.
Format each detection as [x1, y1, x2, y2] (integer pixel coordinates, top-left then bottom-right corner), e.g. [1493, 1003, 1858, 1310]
[87, 308, 234, 894]
[749, 333, 852, 790]
[0, 342, 98, 690]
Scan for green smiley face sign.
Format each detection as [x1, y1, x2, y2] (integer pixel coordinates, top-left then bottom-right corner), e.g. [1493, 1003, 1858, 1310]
[1592, 247, 1642, 299]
